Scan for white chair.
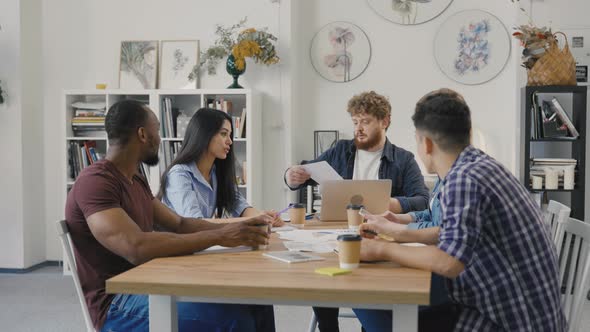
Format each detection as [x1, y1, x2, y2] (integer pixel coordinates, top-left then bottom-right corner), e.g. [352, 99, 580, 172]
[308, 309, 358, 332]
[544, 200, 571, 243]
[55, 220, 95, 332]
[554, 217, 590, 332]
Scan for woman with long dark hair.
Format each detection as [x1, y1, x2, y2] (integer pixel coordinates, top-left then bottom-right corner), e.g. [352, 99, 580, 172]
[159, 108, 282, 224]
[157, 108, 278, 331]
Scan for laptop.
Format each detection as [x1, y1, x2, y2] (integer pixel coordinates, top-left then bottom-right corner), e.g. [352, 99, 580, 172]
[318, 180, 392, 221]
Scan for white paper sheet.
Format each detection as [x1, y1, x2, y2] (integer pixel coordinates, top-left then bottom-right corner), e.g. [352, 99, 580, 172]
[271, 225, 296, 232]
[194, 245, 252, 255]
[278, 229, 356, 253]
[301, 161, 343, 185]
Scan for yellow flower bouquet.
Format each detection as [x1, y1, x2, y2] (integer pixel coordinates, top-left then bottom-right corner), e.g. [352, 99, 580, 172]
[189, 18, 279, 86]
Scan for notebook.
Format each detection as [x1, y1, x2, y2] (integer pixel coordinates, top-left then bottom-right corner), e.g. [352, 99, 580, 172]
[263, 251, 325, 263]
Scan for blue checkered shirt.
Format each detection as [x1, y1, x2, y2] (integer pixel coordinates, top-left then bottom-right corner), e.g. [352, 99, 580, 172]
[438, 146, 565, 331]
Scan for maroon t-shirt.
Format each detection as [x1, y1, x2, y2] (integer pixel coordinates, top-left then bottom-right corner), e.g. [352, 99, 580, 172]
[65, 159, 153, 330]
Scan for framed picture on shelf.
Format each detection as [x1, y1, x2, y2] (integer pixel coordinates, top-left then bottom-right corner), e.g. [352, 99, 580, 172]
[159, 40, 200, 89]
[119, 40, 158, 89]
[314, 130, 339, 158]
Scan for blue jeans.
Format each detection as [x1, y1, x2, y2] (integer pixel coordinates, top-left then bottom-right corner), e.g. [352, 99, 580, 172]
[101, 294, 275, 332]
[353, 302, 460, 332]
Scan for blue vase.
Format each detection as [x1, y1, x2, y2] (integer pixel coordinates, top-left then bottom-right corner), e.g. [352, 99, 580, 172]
[226, 54, 245, 89]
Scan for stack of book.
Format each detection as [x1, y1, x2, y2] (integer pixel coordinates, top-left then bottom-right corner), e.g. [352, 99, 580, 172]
[530, 93, 579, 140]
[71, 101, 106, 137]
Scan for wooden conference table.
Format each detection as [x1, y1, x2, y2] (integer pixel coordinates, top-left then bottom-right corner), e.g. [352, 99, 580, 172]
[106, 221, 431, 331]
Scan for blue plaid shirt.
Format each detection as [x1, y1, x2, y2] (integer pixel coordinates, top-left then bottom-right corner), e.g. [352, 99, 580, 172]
[438, 146, 565, 332]
[162, 163, 250, 218]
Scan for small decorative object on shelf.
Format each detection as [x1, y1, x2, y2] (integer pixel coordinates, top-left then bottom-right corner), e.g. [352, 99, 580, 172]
[188, 17, 279, 88]
[511, 2, 576, 86]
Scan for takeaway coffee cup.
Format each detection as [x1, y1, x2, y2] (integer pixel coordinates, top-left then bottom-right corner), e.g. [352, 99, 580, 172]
[289, 203, 306, 225]
[346, 204, 364, 230]
[337, 234, 362, 269]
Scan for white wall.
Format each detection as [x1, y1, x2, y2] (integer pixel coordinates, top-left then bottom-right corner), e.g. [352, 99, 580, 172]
[37, 0, 588, 263]
[0, 0, 25, 268]
[291, 0, 519, 174]
[0, 0, 44, 269]
[42, 0, 287, 260]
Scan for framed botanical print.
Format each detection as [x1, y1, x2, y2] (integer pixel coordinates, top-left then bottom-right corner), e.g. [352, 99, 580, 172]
[119, 40, 158, 89]
[159, 40, 200, 89]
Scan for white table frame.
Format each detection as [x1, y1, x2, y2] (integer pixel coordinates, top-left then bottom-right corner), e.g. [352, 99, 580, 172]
[148, 295, 418, 332]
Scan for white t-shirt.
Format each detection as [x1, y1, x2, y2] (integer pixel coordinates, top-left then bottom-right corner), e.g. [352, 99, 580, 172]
[353, 148, 382, 180]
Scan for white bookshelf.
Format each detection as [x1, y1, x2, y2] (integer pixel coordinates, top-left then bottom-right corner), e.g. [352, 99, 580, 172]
[61, 89, 261, 273]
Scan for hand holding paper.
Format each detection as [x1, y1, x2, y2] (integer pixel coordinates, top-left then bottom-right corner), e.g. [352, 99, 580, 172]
[301, 161, 342, 185]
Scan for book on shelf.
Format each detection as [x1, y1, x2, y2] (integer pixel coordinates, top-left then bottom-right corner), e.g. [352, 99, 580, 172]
[551, 97, 579, 138]
[71, 101, 106, 110]
[232, 116, 241, 139]
[74, 109, 105, 117]
[239, 108, 247, 138]
[530, 92, 579, 139]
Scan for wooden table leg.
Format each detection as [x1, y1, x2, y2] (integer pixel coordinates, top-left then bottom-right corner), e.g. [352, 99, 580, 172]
[149, 295, 177, 332]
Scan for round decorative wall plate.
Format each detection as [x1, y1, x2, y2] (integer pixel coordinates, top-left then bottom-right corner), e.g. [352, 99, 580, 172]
[434, 9, 511, 85]
[367, 0, 454, 25]
[310, 21, 371, 83]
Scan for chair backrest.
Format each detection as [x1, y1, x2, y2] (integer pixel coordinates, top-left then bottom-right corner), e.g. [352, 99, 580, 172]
[554, 217, 590, 332]
[544, 200, 571, 242]
[55, 220, 95, 332]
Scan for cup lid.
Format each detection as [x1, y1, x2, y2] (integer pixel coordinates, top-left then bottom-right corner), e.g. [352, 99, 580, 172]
[337, 234, 362, 241]
[346, 204, 363, 210]
[290, 203, 305, 209]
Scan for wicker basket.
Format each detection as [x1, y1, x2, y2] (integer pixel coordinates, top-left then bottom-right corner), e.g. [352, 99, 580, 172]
[527, 32, 577, 86]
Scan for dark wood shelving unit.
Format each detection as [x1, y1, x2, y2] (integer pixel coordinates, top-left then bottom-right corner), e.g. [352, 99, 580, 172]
[522, 86, 587, 220]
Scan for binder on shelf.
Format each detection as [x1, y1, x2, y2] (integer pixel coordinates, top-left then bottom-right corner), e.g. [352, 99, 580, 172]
[551, 97, 579, 137]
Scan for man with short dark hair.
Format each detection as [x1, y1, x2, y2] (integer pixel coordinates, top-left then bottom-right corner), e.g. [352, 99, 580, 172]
[356, 89, 565, 331]
[66, 100, 275, 331]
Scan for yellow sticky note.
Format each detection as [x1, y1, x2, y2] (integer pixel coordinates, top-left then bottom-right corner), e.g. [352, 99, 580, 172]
[315, 267, 352, 276]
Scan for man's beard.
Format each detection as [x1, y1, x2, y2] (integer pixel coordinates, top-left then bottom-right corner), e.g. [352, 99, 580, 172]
[142, 148, 160, 166]
[354, 132, 383, 150]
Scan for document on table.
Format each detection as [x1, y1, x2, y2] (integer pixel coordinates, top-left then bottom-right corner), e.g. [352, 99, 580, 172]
[278, 229, 357, 253]
[195, 245, 252, 255]
[301, 161, 342, 185]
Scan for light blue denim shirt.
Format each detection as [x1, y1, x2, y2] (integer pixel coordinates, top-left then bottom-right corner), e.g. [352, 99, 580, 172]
[162, 163, 250, 218]
[407, 178, 442, 229]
